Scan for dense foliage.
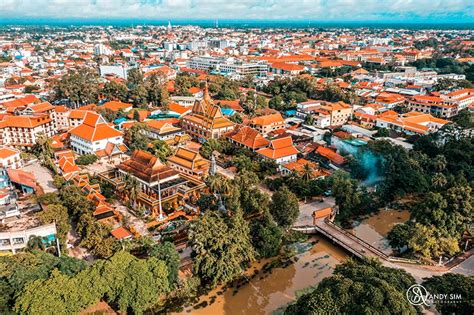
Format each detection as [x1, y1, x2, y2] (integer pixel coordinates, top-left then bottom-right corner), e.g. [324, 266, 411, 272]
[9, 251, 169, 315]
[285, 259, 416, 314]
[189, 210, 255, 286]
[351, 135, 473, 259]
[75, 153, 98, 165]
[422, 273, 474, 315]
[270, 186, 299, 228]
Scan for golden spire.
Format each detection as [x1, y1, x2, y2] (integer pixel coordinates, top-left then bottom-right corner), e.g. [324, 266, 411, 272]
[203, 80, 211, 104]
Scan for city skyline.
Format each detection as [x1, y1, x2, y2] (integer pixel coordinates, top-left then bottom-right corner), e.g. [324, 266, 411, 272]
[1, 0, 473, 23]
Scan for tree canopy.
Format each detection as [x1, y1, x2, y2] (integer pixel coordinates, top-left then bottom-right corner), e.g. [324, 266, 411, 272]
[285, 259, 416, 315]
[189, 210, 255, 286]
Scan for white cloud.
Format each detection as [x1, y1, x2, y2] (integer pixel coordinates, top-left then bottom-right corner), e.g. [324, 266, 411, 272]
[0, 0, 472, 21]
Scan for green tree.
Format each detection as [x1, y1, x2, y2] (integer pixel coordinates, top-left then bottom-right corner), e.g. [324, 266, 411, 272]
[126, 123, 150, 152]
[0, 251, 86, 312]
[75, 154, 98, 165]
[124, 174, 141, 208]
[250, 212, 283, 258]
[270, 186, 299, 228]
[102, 80, 128, 102]
[423, 273, 474, 315]
[148, 139, 173, 162]
[32, 133, 54, 168]
[189, 210, 254, 286]
[101, 251, 169, 314]
[150, 241, 180, 289]
[304, 114, 314, 125]
[451, 109, 474, 129]
[79, 215, 118, 258]
[51, 68, 100, 106]
[233, 170, 270, 216]
[59, 185, 95, 219]
[373, 127, 389, 137]
[387, 223, 414, 251]
[285, 259, 416, 315]
[146, 73, 170, 108]
[36, 204, 70, 247]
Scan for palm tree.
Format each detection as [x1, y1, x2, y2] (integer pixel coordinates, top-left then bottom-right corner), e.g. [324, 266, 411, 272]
[205, 173, 232, 213]
[33, 133, 54, 166]
[432, 173, 447, 189]
[206, 174, 231, 196]
[433, 155, 447, 172]
[301, 163, 314, 183]
[26, 235, 46, 251]
[124, 175, 141, 209]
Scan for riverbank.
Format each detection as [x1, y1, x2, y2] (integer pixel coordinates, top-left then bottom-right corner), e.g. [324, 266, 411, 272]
[176, 236, 347, 315]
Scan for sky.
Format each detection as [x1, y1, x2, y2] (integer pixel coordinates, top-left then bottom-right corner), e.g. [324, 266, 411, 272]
[0, 0, 473, 23]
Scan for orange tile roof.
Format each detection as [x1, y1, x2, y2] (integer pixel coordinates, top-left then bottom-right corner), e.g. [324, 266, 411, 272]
[69, 112, 122, 142]
[0, 147, 19, 159]
[1, 95, 39, 108]
[251, 112, 284, 126]
[29, 101, 54, 113]
[7, 168, 37, 189]
[101, 101, 132, 112]
[188, 87, 201, 94]
[0, 114, 52, 128]
[168, 103, 191, 115]
[316, 146, 345, 165]
[69, 109, 90, 120]
[225, 125, 270, 150]
[257, 136, 298, 160]
[127, 109, 150, 122]
[271, 62, 305, 71]
[111, 226, 132, 240]
[54, 105, 69, 113]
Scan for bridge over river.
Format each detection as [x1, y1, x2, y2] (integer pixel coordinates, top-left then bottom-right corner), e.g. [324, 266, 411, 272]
[292, 219, 419, 264]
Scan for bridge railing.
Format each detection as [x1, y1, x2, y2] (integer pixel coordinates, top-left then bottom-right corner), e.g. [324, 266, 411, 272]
[292, 222, 421, 264]
[322, 219, 390, 259]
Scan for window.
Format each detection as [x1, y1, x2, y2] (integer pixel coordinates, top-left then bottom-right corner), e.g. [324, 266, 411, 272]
[12, 237, 24, 245]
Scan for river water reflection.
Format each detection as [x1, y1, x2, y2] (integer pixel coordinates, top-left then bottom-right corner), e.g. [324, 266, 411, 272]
[179, 236, 347, 315]
[350, 209, 410, 254]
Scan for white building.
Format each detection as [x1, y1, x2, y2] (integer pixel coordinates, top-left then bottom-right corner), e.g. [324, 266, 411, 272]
[69, 112, 124, 155]
[0, 223, 57, 254]
[187, 56, 267, 77]
[0, 147, 22, 169]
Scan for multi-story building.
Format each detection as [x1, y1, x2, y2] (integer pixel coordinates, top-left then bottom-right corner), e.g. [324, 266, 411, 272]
[99, 150, 206, 219]
[69, 112, 124, 155]
[168, 147, 210, 177]
[0, 223, 57, 254]
[257, 136, 299, 166]
[0, 114, 56, 149]
[0, 147, 22, 169]
[225, 125, 270, 151]
[143, 120, 184, 141]
[376, 111, 449, 135]
[441, 89, 474, 111]
[319, 101, 353, 126]
[407, 95, 457, 118]
[181, 84, 234, 141]
[250, 112, 286, 135]
[187, 56, 267, 77]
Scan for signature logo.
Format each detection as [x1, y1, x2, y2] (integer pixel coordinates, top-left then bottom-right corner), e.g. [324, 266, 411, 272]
[406, 284, 430, 306]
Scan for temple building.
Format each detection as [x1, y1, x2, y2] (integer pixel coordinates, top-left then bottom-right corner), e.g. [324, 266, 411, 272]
[98, 150, 206, 220]
[181, 83, 234, 141]
[167, 147, 210, 177]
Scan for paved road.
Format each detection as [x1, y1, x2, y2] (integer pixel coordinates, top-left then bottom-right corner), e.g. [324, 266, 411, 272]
[295, 197, 335, 226]
[113, 201, 150, 237]
[23, 161, 57, 193]
[450, 255, 474, 276]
